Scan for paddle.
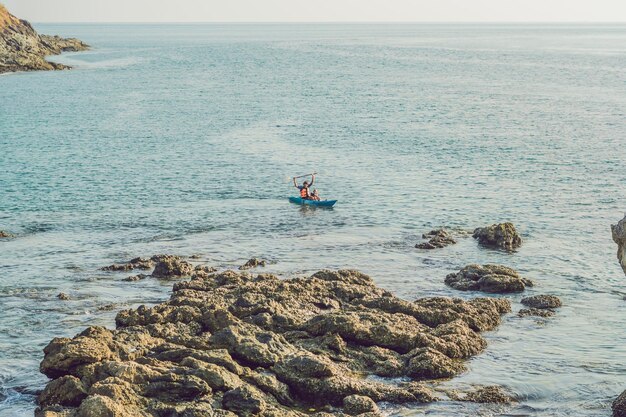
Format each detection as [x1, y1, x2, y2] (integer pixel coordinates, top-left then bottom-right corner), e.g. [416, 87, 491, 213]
[293, 172, 317, 179]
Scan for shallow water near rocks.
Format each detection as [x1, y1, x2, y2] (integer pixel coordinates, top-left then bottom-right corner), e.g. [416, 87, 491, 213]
[1, 23, 626, 416]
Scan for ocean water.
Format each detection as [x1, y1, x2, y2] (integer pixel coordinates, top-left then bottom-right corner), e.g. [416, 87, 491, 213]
[1, 23, 626, 416]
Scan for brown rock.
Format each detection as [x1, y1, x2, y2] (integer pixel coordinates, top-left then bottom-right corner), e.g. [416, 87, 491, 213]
[343, 394, 379, 415]
[464, 385, 516, 404]
[38, 375, 87, 407]
[57, 293, 71, 301]
[445, 264, 533, 293]
[151, 255, 193, 278]
[613, 389, 626, 417]
[416, 229, 457, 249]
[473, 222, 522, 250]
[521, 295, 562, 309]
[239, 258, 267, 270]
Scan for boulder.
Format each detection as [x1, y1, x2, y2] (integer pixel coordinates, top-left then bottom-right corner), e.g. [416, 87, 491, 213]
[222, 385, 266, 415]
[612, 215, 626, 276]
[415, 229, 457, 250]
[614, 389, 626, 417]
[521, 295, 562, 309]
[151, 255, 193, 278]
[445, 264, 533, 293]
[472, 223, 522, 250]
[517, 308, 555, 318]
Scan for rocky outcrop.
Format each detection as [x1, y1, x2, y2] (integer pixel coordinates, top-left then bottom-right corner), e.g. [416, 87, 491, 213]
[473, 223, 522, 250]
[614, 389, 626, 417]
[445, 264, 533, 293]
[518, 294, 561, 318]
[415, 229, 457, 250]
[239, 258, 267, 270]
[101, 257, 155, 272]
[37, 268, 511, 416]
[611, 215, 626, 276]
[0, 4, 88, 74]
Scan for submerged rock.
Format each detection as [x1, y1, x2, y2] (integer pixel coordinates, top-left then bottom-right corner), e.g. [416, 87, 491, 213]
[473, 223, 522, 250]
[445, 264, 533, 293]
[416, 229, 457, 250]
[57, 293, 70, 301]
[611, 215, 626, 276]
[101, 257, 154, 272]
[0, 230, 14, 238]
[0, 4, 89, 74]
[517, 308, 555, 318]
[614, 389, 626, 417]
[464, 385, 516, 404]
[38, 268, 510, 416]
[239, 258, 267, 270]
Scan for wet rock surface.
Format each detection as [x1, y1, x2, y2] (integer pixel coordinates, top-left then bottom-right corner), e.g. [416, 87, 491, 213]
[612, 215, 626, 276]
[416, 229, 457, 249]
[37, 268, 510, 416]
[57, 293, 70, 301]
[239, 258, 268, 270]
[464, 385, 516, 403]
[473, 222, 522, 250]
[521, 295, 561, 309]
[614, 389, 626, 417]
[0, 4, 89, 74]
[445, 264, 534, 293]
[0, 230, 14, 238]
[518, 295, 561, 318]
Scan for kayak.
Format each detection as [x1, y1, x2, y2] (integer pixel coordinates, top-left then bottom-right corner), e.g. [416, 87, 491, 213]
[289, 197, 337, 207]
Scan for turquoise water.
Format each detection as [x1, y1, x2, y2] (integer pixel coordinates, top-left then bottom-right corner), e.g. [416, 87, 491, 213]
[1, 23, 626, 416]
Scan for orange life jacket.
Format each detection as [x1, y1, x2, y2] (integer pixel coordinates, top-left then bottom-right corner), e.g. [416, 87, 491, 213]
[300, 187, 309, 198]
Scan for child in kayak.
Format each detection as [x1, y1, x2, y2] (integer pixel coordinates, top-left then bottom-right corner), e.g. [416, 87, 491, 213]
[293, 174, 315, 199]
[310, 189, 321, 201]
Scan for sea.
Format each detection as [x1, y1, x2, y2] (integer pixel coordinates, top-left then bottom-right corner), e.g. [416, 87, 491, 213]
[1, 23, 625, 416]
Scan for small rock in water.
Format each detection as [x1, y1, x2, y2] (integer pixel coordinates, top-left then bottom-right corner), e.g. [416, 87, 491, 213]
[415, 229, 457, 249]
[611, 215, 626, 277]
[521, 294, 562, 309]
[518, 295, 561, 318]
[57, 292, 70, 300]
[613, 389, 626, 417]
[100, 256, 154, 272]
[0, 230, 14, 238]
[518, 308, 555, 318]
[464, 385, 516, 404]
[445, 264, 534, 293]
[239, 257, 267, 270]
[122, 274, 149, 282]
[473, 222, 522, 250]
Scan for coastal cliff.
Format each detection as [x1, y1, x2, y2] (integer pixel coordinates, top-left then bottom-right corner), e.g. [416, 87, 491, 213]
[0, 3, 88, 74]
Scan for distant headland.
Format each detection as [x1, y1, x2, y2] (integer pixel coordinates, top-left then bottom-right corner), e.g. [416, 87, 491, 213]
[0, 3, 89, 74]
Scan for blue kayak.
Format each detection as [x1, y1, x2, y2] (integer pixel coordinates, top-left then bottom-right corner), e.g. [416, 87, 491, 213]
[289, 197, 337, 207]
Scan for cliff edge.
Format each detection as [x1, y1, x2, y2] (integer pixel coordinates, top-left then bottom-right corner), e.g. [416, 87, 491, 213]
[0, 3, 88, 74]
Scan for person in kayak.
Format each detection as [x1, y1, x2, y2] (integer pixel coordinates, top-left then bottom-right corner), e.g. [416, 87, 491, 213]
[293, 174, 315, 199]
[310, 189, 321, 201]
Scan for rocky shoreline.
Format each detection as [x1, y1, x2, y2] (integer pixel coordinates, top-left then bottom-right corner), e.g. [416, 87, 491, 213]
[0, 4, 88, 74]
[37, 262, 514, 416]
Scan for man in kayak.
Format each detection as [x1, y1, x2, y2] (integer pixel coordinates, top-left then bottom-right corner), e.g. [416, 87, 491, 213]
[293, 174, 315, 199]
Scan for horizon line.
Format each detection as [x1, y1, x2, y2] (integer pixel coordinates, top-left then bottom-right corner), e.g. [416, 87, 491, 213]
[33, 20, 626, 24]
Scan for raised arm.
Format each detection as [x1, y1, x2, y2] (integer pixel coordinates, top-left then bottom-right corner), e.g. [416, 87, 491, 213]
[310, 174, 315, 186]
[293, 177, 298, 188]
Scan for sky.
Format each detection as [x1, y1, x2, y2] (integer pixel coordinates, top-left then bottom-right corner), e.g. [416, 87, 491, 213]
[3, 0, 626, 23]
